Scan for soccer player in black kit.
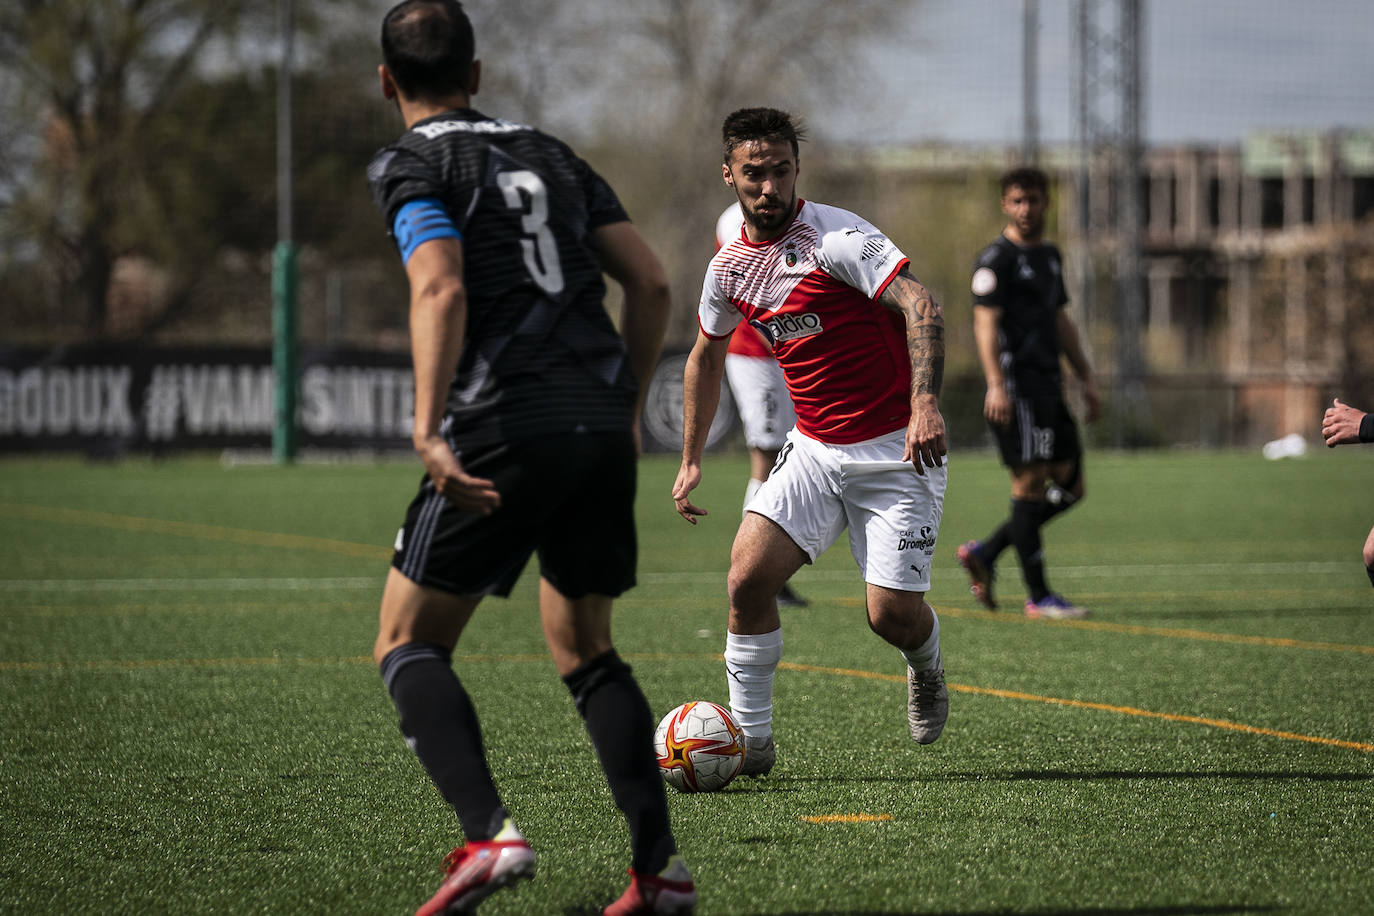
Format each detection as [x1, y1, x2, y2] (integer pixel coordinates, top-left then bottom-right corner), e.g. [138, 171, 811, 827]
[957, 167, 1101, 620]
[366, 2, 693, 913]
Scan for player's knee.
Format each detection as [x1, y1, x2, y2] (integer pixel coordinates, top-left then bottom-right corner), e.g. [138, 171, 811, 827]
[727, 565, 782, 614]
[374, 629, 408, 667]
[1052, 459, 1082, 496]
[864, 611, 893, 643]
[1362, 536, 1374, 570]
[1010, 469, 1048, 501]
[865, 594, 924, 645]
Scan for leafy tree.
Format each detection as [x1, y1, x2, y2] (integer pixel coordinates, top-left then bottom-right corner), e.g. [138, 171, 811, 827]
[0, 0, 364, 339]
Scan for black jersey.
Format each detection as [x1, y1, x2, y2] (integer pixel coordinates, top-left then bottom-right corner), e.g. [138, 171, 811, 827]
[368, 108, 635, 449]
[971, 235, 1069, 398]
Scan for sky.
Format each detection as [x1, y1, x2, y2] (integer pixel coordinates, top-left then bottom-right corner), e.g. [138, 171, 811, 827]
[822, 0, 1374, 148]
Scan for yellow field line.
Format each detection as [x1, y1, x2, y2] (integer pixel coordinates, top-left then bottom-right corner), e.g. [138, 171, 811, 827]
[0, 655, 375, 672]
[800, 813, 893, 824]
[10, 651, 1365, 754]
[839, 600, 1374, 656]
[0, 502, 389, 560]
[778, 661, 1374, 754]
[943, 605, 1374, 655]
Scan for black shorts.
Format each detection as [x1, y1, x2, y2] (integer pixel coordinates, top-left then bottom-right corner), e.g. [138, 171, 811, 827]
[990, 394, 1082, 467]
[392, 430, 637, 599]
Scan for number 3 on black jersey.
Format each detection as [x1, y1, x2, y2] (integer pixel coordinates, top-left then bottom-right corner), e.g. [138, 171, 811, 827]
[496, 170, 565, 296]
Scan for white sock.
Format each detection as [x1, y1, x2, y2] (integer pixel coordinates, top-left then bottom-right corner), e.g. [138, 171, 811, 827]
[724, 629, 782, 737]
[743, 477, 764, 513]
[900, 609, 940, 671]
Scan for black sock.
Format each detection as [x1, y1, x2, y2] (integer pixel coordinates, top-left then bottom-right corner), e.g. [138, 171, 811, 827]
[1367, 564, 1374, 589]
[1010, 499, 1050, 602]
[564, 650, 676, 874]
[981, 519, 1013, 564]
[380, 642, 508, 842]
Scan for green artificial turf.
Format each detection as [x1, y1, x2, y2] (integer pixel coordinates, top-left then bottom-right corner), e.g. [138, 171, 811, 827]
[2, 449, 1371, 914]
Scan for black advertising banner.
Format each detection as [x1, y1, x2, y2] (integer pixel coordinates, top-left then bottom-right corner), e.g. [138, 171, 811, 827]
[0, 346, 414, 454]
[0, 346, 738, 454]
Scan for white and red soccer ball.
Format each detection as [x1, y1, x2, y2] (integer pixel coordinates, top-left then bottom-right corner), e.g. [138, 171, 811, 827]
[653, 701, 747, 793]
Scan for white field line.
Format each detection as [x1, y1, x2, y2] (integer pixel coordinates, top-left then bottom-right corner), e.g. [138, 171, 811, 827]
[0, 561, 1351, 593]
[638, 560, 1351, 584]
[0, 577, 381, 592]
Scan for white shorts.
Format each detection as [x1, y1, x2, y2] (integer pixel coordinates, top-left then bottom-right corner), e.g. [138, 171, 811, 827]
[724, 354, 795, 451]
[746, 427, 948, 592]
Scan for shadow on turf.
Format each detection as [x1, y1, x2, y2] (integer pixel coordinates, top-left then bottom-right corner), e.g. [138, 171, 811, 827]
[774, 908, 1279, 916]
[562, 904, 1280, 916]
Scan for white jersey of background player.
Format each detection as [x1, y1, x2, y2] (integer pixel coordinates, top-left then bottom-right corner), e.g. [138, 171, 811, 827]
[673, 107, 950, 775]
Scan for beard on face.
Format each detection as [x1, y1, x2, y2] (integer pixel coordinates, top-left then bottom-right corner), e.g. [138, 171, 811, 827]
[743, 195, 794, 233]
[1009, 206, 1044, 239]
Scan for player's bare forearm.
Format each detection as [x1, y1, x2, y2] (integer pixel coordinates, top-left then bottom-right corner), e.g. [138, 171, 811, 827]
[620, 295, 670, 438]
[674, 333, 727, 522]
[403, 241, 500, 514]
[680, 332, 727, 466]
[881, 269, 947, 472]
[880, 268, 945, 400]
[1055, 309, 1101, 422]
[406, 241, 468, 444]
[1056, 309, 1095, 385]
[972, 305, 1004, 390]
[972, 305, 1011, 425]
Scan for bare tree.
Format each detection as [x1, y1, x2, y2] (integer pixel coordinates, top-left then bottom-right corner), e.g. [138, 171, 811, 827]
[1, 0, 907, 345]
[466, 0, 900, 344]
[612, 0, 897, 341]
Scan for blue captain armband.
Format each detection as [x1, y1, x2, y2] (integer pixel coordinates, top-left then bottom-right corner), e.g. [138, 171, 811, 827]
[393, 197, 461, 264]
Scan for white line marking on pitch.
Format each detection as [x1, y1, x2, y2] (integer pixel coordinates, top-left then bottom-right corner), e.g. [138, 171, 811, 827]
[0, 577, 381, 592]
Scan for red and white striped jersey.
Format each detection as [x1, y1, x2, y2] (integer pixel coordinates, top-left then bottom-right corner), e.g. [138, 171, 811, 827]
[699, 199, 911, 444]
[715, 203, 773, 359]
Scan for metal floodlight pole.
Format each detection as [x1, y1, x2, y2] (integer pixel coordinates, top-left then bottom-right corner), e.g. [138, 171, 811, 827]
[1073, 0, 1147, 447]
[272, 0, 299, 463]
[1115, 0, 1147, 445]
[1022, 0, 1040, 165]
[1072, 0, 1094, 350]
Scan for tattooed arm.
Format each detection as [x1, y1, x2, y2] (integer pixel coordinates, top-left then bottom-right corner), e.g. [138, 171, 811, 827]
[879, 266, 948, 475]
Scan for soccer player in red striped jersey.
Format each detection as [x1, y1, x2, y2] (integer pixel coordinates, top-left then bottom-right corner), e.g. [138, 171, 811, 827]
[673, 108, 951, 775]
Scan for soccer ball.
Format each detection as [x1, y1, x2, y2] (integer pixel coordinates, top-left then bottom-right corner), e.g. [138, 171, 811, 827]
[654, 701, 747, 793]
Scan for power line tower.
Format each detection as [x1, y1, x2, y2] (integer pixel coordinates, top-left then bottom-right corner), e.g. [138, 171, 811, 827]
[1072, 0, 1147, 446]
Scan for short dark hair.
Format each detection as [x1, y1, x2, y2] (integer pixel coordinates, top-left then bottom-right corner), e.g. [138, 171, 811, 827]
[381, 0, 475, 100]
[722, 108, 806, 164]
[1000, 166, 1049, 196]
